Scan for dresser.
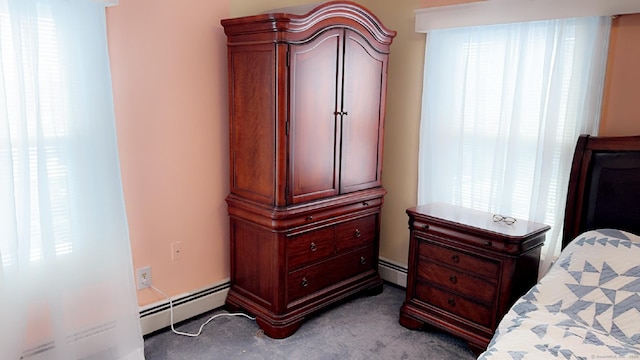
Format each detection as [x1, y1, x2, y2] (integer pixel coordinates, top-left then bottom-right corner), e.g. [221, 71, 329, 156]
[221, 2, 395, 339]
[400, 204, 550, 353]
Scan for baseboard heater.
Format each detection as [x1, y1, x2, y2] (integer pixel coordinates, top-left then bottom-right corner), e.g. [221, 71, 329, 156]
[139, 259, 408, 336]
[139, 280, 230, 335]
[378, 257, 408, 288]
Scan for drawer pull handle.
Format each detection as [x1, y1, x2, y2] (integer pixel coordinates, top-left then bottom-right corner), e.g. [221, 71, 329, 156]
[484, 241, 492, 246]
[363, 201, 369, 206]
[447, 298, 456, 307]
[422, 224, 429, 231]
[360, 256, 366, 265]
[301, 278, 309, 288]
[354, 229, 362, 238]
[310, 242, 317, 252]
[306, 215, 313, 221]
[449, 275, 457, 284]
[451, 255, 460, 263]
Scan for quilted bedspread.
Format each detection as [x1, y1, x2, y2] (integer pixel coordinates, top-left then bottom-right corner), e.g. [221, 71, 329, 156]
[479, 229, 640, 360]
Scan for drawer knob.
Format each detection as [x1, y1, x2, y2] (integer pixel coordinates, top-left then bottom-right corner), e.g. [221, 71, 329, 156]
[310, 242, 317, 252]
[301, 277, 309, 288]
[306, 215, 313, 221]
[354, 229, 362, 238]
[360, 256, 366, 265]
[449, 275, 457, 284]
[451, 255, 460, 263]
[422, 224, 429, 231]
[484, 241, 492, 246]
[362, 201, 369, 206]
[447, 298, 456, 307]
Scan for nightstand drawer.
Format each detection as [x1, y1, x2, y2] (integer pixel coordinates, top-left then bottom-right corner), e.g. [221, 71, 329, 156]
[336, 215, 376, 253]
[418, 240, 499, 279]
[287, 246, 374, 302]
[287, 226, 336, 271]
[415, 282, 492, 328]
[417, 261, 496, 305]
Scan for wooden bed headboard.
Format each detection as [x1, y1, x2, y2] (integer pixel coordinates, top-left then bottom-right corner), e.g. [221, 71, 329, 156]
[562, 134, 640, 249]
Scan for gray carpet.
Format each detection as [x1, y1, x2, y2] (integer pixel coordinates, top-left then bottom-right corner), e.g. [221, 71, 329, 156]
[144, 284, 477, 360]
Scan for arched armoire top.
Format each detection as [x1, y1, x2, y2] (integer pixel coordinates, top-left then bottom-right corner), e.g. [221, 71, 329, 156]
[221, 1, 396, 52]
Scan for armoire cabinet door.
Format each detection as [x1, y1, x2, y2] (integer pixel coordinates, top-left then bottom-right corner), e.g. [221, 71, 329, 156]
[289, 29, 343, 204]
[339, 30, 387, 193]
[289, 28, 387, 204]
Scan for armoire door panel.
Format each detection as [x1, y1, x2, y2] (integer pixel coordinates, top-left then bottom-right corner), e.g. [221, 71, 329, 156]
[289, 30, 342, 204]
[229, 46, 276, 204]
[340, 32, 386, 193]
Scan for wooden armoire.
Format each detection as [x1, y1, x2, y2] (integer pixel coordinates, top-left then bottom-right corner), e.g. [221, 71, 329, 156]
[221, 1, 395, 338]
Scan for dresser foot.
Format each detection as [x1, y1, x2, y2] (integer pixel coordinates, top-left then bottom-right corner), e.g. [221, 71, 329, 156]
[255, 316, 304, 339]
[399, 310, 425, 330]
[224, 302, 242, 314]
[364, 281, 384, 296]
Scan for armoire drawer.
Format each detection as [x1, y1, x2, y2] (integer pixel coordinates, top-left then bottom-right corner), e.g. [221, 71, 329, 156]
[336, 215, 376, 253]
[415, 282, 492, 328]
[287, 246, 374, 302]
[418, 240, 499, 280]
[417, 261, 496, 305]
[287, 226, 336, 271]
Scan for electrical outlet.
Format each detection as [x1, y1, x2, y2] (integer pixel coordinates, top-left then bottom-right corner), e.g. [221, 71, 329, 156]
[136, 266, 152, 290]
[171, 241, 183, 261]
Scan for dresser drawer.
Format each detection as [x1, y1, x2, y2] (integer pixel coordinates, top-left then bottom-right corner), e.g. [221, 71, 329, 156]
[415, 282, 492, 328]
[336, 215, 376, 253]
[417, 261, 496, 305]
[281, 198, 383, 229]
[418, 240, 499, 279]
[287, 226, 336, 271]
[287, 246, 374, 302]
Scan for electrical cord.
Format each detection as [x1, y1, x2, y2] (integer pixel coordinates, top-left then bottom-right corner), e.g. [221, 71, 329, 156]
[148, 283, 256, 337]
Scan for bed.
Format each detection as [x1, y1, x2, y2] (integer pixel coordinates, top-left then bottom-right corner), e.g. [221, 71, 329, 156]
[478, 134, 640, 359]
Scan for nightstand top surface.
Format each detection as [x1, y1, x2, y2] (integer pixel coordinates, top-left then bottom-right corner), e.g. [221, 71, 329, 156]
[408, 203, 550, 239]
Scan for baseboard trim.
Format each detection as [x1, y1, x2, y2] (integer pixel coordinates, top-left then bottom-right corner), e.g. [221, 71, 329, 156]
[379, 257, 407, 288]
[139, 279, 230, 335]
[140, 260, 407, 335]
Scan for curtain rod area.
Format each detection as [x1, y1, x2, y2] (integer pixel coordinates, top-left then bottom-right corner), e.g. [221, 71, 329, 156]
[414, 0, 640, 32]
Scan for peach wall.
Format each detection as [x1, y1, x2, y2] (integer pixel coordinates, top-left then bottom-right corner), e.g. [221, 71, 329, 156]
[106, 0, 230, 306]
[600, 14, 640, 136]
[420, 0, 479, 7]
[230, 0, 319, 17]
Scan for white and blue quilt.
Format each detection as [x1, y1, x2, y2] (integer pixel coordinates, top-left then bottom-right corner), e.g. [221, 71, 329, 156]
[479, 229, 640, 360]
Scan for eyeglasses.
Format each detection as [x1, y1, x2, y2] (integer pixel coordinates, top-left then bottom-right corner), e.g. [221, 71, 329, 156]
[493, 214, 517, 225]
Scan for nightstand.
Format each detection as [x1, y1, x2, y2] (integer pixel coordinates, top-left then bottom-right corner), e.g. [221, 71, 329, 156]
[399, 203, 550, 354]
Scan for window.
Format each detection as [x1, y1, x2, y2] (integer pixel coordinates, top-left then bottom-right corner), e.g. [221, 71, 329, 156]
[1, 5, 72, 266]
[418, 17, 611, 270]
[0, 2, 144, 358]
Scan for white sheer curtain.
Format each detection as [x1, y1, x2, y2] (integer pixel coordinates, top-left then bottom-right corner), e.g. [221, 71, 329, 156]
[0, 0, 144, 359]
[418, 17, 611, 274]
